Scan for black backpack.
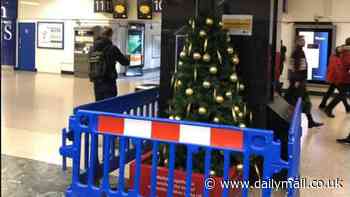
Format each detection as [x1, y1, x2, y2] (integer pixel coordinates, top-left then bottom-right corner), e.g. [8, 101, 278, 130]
[88, 45, 110, 82]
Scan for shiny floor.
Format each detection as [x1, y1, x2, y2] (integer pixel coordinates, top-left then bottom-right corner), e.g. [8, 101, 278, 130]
[1, 67, 349, 196]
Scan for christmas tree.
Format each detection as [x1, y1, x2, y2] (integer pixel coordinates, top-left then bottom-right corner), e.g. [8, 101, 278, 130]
[160, 15, 252, 176]
[169, 16, 251, 126]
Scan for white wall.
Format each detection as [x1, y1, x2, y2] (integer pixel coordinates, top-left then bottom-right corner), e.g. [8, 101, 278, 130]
[18, 0, 161, 74]
[280, 0, 350, 85]
[144, 23, 161, 70]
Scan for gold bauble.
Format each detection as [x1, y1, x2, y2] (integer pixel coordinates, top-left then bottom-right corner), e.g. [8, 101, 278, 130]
[210, 170, 216, 176]
[180, 51, 187, 58]
[193, 52, 202, 60]
[239, 84, 245, 91]
[225, 91, 232, 98]
[227, 47, 234, 55]
[234, 106, 240, 112]
[175, 116, 181, 121]
[227, 35, 231, 43]
[239, 123, 246, 128]
[176, 80, 182, 87]
[237, 164, 243, 171]
[178, 61, 184, 66]
[188, 19, 192, 25]
[169, 115, 174, 120]
[199, 30, 207, 38]
[209, 66, 218, 74]
[230, 73, 238, 82]
[238, 112, 244, 118]
[216, 96, 224, 104]
[219, 21, 223, 27]
[203, 81, 211, 89]
[185, 88, 194, 96]
[198, 107, 207, 115]
[206, 18, 214, 26]
[213, 117, 220, 123]
[232, 56, 240, 65]
[203, 53, 211, 62]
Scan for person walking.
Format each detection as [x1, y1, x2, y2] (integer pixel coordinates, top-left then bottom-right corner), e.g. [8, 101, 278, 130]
[89, 27, 130, 101]
[319, 47, 350, 111]
[324, 39, 350, 117]
[285, 35, 323, 128]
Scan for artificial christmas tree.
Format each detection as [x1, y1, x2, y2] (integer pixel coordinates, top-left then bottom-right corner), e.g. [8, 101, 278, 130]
[168, 16, 251, 126]
[159, 15, 253, 176]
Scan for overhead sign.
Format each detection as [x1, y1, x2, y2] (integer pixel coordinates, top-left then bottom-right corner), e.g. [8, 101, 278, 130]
[113, 0, 128, 19]
[37, 22, 64, 49]
[222, 15, 253, 36]
[1, 0, 17, 19]
[94, 0, 112, 13]
[138, 0, 153, 19]
[153, 0, 162, 12]
[1, 0, 17, 66]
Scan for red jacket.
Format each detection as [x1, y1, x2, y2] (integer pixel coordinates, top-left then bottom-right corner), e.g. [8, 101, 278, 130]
[327, 55, 341, 83]
[339, 48, 350, 84]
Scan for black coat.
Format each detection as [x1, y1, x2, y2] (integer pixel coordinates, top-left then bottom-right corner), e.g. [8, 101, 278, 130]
[90, 38, 130, 81]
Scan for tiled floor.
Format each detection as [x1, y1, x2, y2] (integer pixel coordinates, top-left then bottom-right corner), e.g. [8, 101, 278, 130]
[1, 67, 349, 196]
[1, 155, 70, 197]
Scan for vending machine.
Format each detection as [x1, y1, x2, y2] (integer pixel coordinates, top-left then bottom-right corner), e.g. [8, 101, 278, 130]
[125, 24, 145, 76]
[74, 27, 94, 78]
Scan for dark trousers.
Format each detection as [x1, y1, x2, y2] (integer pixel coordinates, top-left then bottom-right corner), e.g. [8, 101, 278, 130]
[92, 79, 117, 182]
[285, 80, 316, 123]
[94, 79, 117, 101]
[326, 84, 350, 113]
[320, 84, 349, 108]
[285, 80, 312, 114]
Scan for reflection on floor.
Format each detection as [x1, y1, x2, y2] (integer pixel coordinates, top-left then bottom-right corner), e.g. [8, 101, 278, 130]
[1, 67, 349, 197]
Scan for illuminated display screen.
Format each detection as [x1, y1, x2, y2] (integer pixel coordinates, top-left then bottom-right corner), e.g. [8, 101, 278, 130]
[297, 30, 332, 82]
[127, 27, 144, 66]
[128, 35, 142, 54]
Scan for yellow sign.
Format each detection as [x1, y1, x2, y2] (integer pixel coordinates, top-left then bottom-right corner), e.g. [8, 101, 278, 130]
[139, 5, 151, 14]
[115, 4, 126, 14]
[222, 15, 253, 36]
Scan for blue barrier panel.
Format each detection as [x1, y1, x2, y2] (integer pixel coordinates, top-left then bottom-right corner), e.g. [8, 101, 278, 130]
[60, 88, 302, 197]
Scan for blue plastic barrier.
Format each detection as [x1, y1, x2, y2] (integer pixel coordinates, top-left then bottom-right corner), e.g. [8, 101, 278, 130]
[60, 88, 302, 197]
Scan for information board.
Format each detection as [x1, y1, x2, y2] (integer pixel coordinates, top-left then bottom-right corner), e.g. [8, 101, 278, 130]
[37, 22, 64, 49]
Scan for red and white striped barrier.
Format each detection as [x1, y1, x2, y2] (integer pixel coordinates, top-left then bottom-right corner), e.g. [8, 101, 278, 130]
[98, 116, 244, 150]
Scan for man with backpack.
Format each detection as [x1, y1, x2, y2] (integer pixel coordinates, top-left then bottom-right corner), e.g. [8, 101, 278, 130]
[89, 27, 130, 101]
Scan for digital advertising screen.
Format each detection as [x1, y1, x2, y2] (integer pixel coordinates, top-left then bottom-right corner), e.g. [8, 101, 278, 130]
[296, 29, 333, 82]
[127, 25, 144, 67]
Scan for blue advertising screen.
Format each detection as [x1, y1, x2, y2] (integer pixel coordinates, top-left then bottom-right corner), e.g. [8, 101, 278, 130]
[298, 30, 332, 82]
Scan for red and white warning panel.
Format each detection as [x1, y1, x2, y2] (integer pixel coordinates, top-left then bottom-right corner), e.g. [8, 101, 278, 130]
[98, 116, 244, 150]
